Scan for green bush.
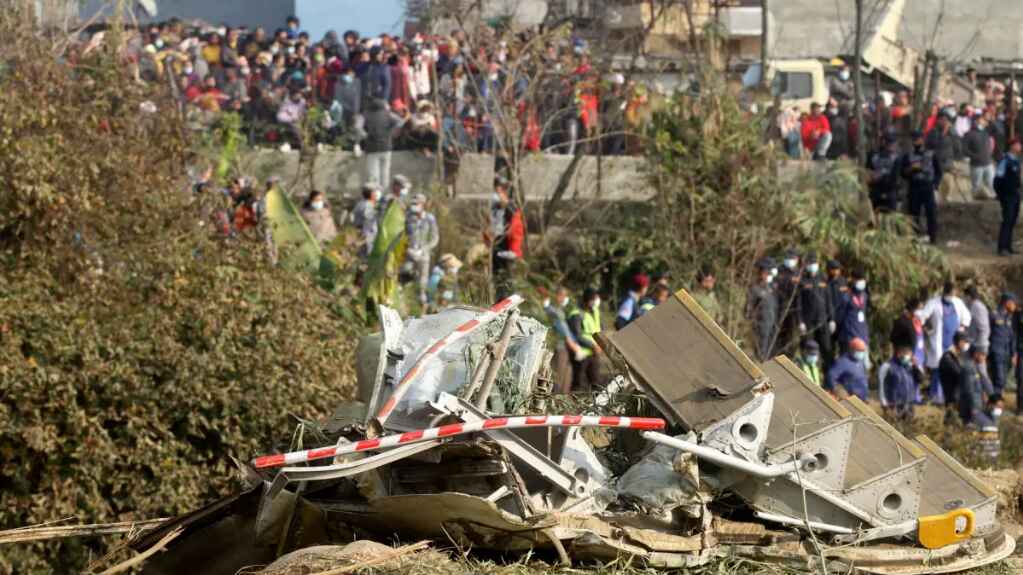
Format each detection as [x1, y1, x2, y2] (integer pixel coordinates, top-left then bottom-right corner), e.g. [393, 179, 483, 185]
[0, 10, 358, 572]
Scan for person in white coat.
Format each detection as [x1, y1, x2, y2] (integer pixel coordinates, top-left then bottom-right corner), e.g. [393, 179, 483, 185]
[917, 281, 972, 404]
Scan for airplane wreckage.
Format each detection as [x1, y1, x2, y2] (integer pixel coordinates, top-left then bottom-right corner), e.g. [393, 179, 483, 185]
[135, 291, 1016, 574]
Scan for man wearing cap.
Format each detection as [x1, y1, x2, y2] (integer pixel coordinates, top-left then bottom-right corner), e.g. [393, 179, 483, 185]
[616, 273, 650, 330]
[748, 258, 779, 362]
[826, 338, 869, 401]
[798, 253, 833, 368]
[834, 268, 870, 354]
[987, 292, 1017, 396]
[994, 138, 1022, 256]
[404, 193, 439, 305]
[867, 133, 901, 213]
[900, 130, 942, 244]
[775, 249, 802, 355]
[795, 339, 822, 387]
[801, 103, 832, 160]
[883, 344, 923, 421]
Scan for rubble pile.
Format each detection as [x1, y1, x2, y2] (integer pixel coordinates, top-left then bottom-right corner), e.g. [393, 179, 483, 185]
[135, 293, 1016, 574]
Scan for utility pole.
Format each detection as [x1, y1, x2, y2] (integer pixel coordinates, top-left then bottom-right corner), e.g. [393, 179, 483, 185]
[760, 0, 769, 87]
[853, 0, 866, 169]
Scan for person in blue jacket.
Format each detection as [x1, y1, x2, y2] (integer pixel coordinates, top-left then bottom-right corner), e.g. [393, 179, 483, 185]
[835, 268, 870, 353]
[826, 337, 869, 401]
[883, 345, 923, 421]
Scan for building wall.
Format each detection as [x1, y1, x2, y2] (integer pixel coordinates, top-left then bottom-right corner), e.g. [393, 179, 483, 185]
[79, 0, 296, 32]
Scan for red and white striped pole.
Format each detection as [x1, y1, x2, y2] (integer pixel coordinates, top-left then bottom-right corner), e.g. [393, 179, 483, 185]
[374, 295, 524, 424]
[253, 415, 666, 470]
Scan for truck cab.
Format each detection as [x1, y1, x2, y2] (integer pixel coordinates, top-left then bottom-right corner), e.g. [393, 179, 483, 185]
[743, 59, 829, 113]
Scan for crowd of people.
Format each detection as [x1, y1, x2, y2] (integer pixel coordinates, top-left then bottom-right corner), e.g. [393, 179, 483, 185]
[774, 67, 1023, 253]
[124, 13, 649, 186]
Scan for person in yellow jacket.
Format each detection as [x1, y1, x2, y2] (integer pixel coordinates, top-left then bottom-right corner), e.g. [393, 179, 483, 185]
[568, 287, 604, 392]
[795, 339, 823, 387]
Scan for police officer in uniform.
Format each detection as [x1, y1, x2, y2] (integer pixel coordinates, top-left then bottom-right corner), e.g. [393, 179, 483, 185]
[900, 130, 943, 244]
[867, 133, 900, 213]
[748, 258, 779, 362]
[989, 293, 1018, 396]
[798, 252, 833, 368]
[995, 138, 1022, 256]
[826, 260, 848, 362]
[775, 249, 802, 356]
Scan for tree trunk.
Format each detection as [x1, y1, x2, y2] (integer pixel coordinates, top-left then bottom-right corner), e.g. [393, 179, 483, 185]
[854, 0, 866, 171]
[760, 0, 769, 87]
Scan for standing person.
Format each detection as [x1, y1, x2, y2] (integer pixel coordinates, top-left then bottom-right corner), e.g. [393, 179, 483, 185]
[826, 260, 847, 362]
[300, 190, 338, 246]
[965, 286, 991, 357]
[987, 292, 1018, 397]
[404, 193, 439, 306]
[488, 178, 524, 301]
[938, 333, 971, 422]
[691, 266, 721, 324]
[965, 116, 995, 200]
[994, 138, 1022, 256]
[925, 111, 957, 204]
[616, 273, 650, 330]
[835, 268, 870, 353]
[867, 133, 901, 213]
[801, 103, 832, 160]
[825, 101, 849, 159]
[920, 282, 972, 404]
[883, 345, 923, 421]
[795, 339, 823, 387]
[890, 297, 927, 395]
[543, 286, 583, 394]
[361, 46, 391, 105]
[798, 253, 833, 368]
[775, 249, 802, 356]
[334, 66, 364, 154]
[381, 174, 412, 215]
[959, 346, 996, 429]
[568, 287, 603, 392]
[748, 258, 779, 362]
[351, 183, 380, 257]
[639, 284, 671, 316]
[826, 338, 869, 401]
[362, 98, 405, 187]
[900, 130, 943, 244]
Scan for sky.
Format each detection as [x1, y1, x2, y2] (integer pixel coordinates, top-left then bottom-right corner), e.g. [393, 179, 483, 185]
[297, 0, 406, 40]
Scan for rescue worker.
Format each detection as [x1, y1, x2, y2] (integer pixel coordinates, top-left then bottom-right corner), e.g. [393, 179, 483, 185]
[748, 258, 779, 362]
[543, 286, 583, 394]
[988, 292, 1018, 396]
[900, 130, 942, 244]
[775, 249, 802, 356]
[883, 345, 922, 421]
[795, 339, 822, 386]
[867, 133, 901, 213]
[404, 193, 439, 305]
[568, 287, 603, 392]
[826, 337, 869, 401]
[826, 260, 847, 361]
[798, 253, 832, 368]
[835, 268, 869, 354]
[995, 138, 1022, 256]
[959, 345, 995, 429]
[616, 273, 649, 330]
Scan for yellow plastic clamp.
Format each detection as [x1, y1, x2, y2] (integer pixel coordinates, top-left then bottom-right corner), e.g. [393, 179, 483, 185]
[917, 508, 975, 550]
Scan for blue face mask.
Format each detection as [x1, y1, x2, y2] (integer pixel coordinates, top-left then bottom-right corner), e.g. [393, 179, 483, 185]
[899, 355, 912, 366]
[805, 353, 819, 366]
[853, 351, 868, 363]
[341, 75, 353, 84]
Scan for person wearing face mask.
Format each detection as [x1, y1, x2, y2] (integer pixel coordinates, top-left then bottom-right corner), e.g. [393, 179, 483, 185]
[867, 133, 901, 213]
[801, 103, 832, 161]
[567, 287, 604, 392]
[748, 258, 779, 362]
[825, 101, 849, 160]
[994, 138, 1022, 256]
[958, 344, 996, 429]
[826, 338, 869, 401]
[828, 66, 854, 103]
[986, 292, 1017, 396]
[899, 130, 943, 244]
[334, 67, 364, 154]
[543, 286, 584, 394]
[403, 193, 439, 306]
[939, 333, 972, 423]
[919, 281, 972, 404]
[351, 183, 381, 258]
[883, 345, 923, 421]
[834, 268, 870, 358]
[795, 339, 822, 387]
[964, 115, 996, 200]
[775, 250, 802, 352]
[798, 253, 833, 368]
[925, 111, 957, 204]
[300, 190, 337, 245]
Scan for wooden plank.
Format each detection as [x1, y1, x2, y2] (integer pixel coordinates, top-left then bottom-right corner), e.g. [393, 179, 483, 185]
[914, 435, 995, 515]
[605, 290, 766, 431]
[761, 356, 849, 450]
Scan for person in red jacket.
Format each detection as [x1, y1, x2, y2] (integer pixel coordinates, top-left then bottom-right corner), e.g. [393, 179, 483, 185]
[801, 102, 833, 160]
[488, 177, 524, 300]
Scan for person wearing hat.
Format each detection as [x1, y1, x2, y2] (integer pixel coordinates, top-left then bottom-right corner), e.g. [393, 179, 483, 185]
[798, 253, 833, 369]
[775, 249, 802, 354]
[801, 102, 832, 161]
[616, 273, 650, 330]
[867, 132, 901, 213]
[987, 292, 1018, 396]
[428, 253, 462, 308]
[899, 129, 942, 244]
[826, 337, 869, 401]
[834, 267, 870, 356]
[994, 137, 1022, 256]
[883, 343, 924, 421]
[826, 260, 847, 355]
[795, 339, 822, 387]
[404, 193, 439, 305]
[747, 258, 779, 362]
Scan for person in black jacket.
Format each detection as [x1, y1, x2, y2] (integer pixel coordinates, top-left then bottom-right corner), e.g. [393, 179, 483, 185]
[798, 253, 833, 368]
[900, 130, 943, 244]
[867, 133, 901, 213]
[995, 138, 1022, 256]
[748, 258, 779, 362]
[362, 98, 406, 187]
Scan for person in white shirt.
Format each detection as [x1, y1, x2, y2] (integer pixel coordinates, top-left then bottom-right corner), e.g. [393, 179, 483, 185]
[917, 280, 972, 404]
